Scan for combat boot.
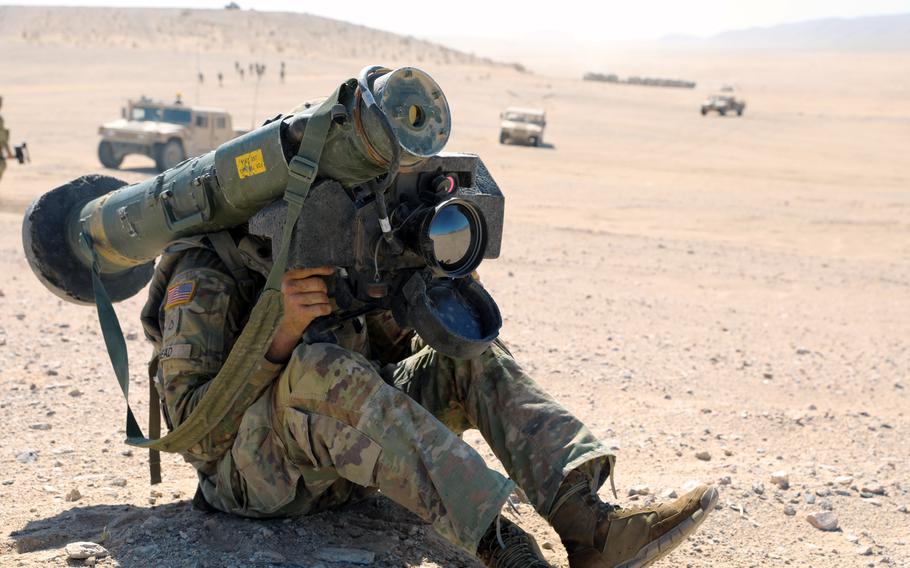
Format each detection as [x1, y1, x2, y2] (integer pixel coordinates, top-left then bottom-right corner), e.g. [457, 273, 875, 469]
[548, 470, 718, 568]
[476, 516, 552, 568]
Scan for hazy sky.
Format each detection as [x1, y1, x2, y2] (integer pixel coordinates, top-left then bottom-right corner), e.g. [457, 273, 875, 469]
[8, 0, 909, 41]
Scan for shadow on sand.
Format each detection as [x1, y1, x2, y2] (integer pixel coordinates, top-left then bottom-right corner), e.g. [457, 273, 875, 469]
[8, 495, 478, 567]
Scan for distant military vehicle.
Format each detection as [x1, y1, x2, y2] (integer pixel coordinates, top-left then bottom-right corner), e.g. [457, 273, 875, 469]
[499, 107, 546, 146]
[97, 97, 246, 171]
[701, 94, 746, 117]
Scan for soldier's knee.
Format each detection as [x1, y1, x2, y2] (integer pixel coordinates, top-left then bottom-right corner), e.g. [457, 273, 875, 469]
[286, 342, 385, 401]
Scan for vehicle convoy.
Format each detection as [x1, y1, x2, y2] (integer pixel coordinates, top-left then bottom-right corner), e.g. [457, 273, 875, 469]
[97, 97, 246, 171]
[701, 94, 746, 116]
[499, 107, 546, 146]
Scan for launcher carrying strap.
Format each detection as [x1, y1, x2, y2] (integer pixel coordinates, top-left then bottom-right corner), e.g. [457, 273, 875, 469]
[83, 87, 341, 484]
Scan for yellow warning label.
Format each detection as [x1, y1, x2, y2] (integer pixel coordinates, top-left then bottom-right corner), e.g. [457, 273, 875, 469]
[235, 149, 267, 179]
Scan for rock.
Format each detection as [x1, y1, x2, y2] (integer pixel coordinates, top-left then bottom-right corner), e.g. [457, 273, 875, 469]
[695, 451, 712, 461]
[845, 533, 860, 543]
[718, 476, 732, 486]
[65, 542, 109, 560]
[681, 480, 702, 493]
[856, 545, 873, 556]
[898, 505, 908, 514]
[141, 516, 165, 531]
[659, 488, 678, 499]
[541, 541, 554, 550]
[68, 389, 83, 397]
[752, 482, 765, 495]
[627, 485, 650, 496]
[16, 449, 38, 464]
[806, 511, 839, 531]
[108, 478, 127, 487]
[65, 488, 81, 502]
[251, 550, 286, 563]
[783, 505, 796, 516]
[29, 423, 52, 431]
[314, 547, 376, 565]
[861, 484, 886, 496]
[771, 471, 790, 489]
[835, 475, 854, 486]
[120, 449, 133, 457]
[805, 493, 816, 505]
[133, 544, 159, 557]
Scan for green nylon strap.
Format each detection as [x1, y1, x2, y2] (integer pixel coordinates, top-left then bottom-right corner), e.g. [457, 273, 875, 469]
[82, 87, 341, 471]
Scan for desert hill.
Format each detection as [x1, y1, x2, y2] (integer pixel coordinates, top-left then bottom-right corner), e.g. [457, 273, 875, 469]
[0, 5, 508, 68]
[665, 13, 910, 51]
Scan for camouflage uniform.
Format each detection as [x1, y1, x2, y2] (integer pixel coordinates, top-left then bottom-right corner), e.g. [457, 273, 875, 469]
[0, 113, 8, 182]
[142, 239, 612, 554]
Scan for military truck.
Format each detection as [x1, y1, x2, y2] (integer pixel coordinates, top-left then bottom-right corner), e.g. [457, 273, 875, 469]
[97, 97, 246, 171]
[700, 94, 746, 117]
[499, 107, 546, 146]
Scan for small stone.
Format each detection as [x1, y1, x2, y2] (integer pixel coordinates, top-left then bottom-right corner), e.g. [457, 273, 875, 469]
[771, 471, 790, 489]
[695, 451, 712, 461]
[835, 475, 854, 486]
[681, 480, 702, 493]
[65, 488, 82, 502]
[16, 449, 38, 464]
[43, 485, 59, 494]
[845, 534, 860, 543]
[65, 542, 109, 560]
[627, 485, 650, 496]
[659, 488, 678, 499]
[898, 505, 908, 514]
[752, 482, 765, 495]
[805, 494, 816, 505]
[69, 389, 83, 397]
[783, 505, 796, 516]
[806, 511, 839, 531]
[108, 478, 127, 487]
[121, 449, 134, 457]
[541, 541, 554, 550]
[251, 550, 286, 563]
[258, 526, 275, 538]
[314, 547, 375, 565]
[718, 476, 732, 486]
[861, 484, 886, 496]
[857, 545, 873, 556]
[84, 556, 96, 567]
[126, 332, 139, 341]
[29, 423, 52, 431]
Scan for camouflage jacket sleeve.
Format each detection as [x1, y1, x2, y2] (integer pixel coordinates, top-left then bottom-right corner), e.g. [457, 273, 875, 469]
[155, 247, 282, 458]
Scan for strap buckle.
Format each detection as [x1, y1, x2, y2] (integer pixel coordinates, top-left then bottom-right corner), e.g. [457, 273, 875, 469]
[288, 155, 318, 185]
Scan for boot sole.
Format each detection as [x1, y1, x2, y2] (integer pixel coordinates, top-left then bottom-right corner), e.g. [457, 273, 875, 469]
[614, 485, 719, 568]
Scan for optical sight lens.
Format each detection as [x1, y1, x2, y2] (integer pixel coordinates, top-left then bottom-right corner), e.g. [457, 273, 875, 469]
[429, 205, 472, 266]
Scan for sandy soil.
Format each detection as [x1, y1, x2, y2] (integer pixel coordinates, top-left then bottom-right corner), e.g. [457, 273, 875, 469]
[0, 7, 908, 568]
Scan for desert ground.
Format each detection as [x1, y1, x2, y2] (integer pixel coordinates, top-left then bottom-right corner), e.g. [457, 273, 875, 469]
[0, 6, 908, 568]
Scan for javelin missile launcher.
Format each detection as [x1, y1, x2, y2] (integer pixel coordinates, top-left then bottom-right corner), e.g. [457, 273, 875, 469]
[23, 66, 505, 359]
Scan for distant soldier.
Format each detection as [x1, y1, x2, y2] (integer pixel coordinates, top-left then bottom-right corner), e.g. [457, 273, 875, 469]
[218, 72, 224, 88]
[198, 72, 204, 84]
[280, 61, 286, 83]
[0, 96, 12, 184]
[174, 92, 183, 105]
[239, 68, 245, 81]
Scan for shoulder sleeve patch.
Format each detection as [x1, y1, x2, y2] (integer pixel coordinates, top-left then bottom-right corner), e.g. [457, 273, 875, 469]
[165, 281, 197, 309]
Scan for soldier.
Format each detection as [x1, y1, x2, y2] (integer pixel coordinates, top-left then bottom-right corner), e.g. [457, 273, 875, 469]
[0, 96, 12, 183]
[217, 72, 223, 88]
[142, 233, 718, 568]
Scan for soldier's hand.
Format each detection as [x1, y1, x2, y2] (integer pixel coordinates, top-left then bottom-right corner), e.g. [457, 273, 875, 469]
[266, 267, 334, 363]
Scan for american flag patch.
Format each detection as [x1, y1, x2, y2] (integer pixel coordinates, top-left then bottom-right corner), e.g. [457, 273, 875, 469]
[165, 281, 196, 309]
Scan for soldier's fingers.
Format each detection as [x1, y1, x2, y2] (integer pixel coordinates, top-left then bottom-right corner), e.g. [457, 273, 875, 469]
[282, 277, 328, 295]
[286, 292, 330, 307]
[299, 304, 332, 318]
[283, 266, 334, 282]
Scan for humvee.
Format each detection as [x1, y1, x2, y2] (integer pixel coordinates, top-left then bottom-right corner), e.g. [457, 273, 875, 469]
[98, 97, 246, 171]
[701, 95, 746, 117]
[499, 107, 546, 146]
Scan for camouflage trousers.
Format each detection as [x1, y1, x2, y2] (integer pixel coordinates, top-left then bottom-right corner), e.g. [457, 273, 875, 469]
[199, 340, 612, 554]
[0, 158, 6, 182]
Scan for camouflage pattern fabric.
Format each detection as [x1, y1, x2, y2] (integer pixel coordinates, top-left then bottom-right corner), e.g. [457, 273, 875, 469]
[143, 244, 613, 554]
